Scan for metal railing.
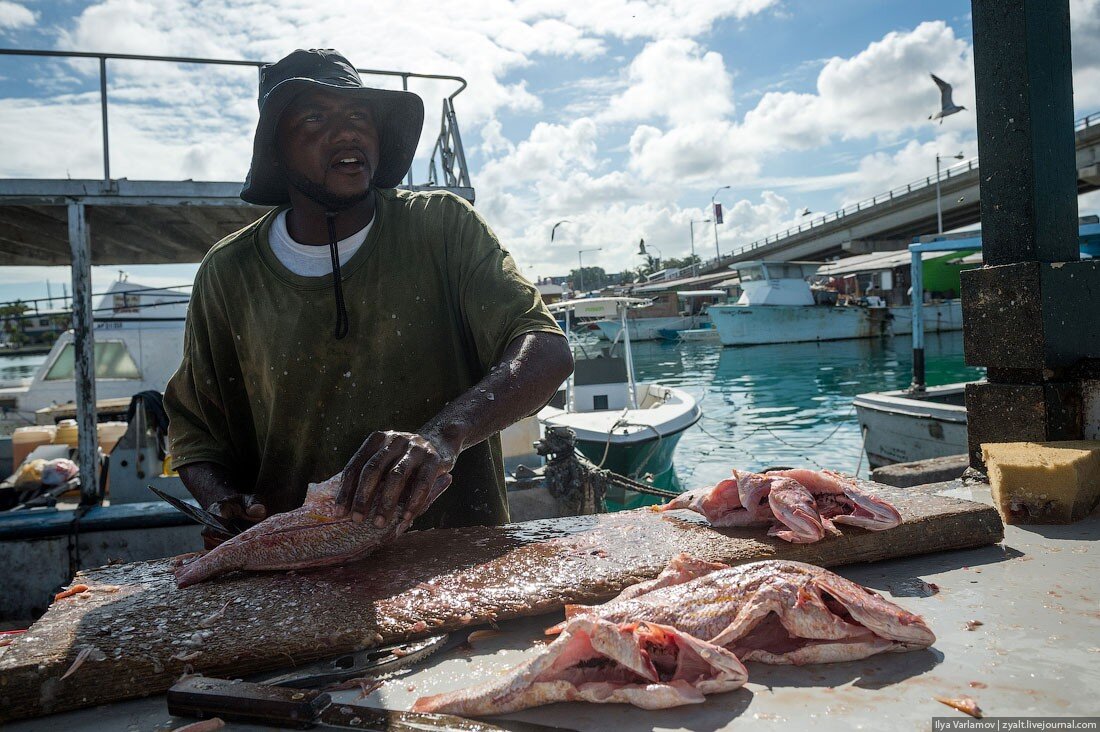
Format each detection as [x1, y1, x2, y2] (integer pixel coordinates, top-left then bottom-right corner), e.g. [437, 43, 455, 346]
[702, 110, 1100, 270]
[0, 48, 470, 188]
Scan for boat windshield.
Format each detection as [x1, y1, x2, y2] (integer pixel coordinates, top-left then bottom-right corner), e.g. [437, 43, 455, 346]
[44, 341, 141, 381]
[735, 265, 766, 282]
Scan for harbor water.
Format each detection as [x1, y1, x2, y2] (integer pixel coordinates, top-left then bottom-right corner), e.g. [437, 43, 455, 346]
[0, 332, 983, 499]
[629, 330, 984, 502]
[0, 353, 47, 388]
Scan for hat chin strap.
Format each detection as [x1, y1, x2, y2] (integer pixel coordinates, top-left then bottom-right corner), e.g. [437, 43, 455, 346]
[324, 211, 351, 340]
[286, 174, 371, 340]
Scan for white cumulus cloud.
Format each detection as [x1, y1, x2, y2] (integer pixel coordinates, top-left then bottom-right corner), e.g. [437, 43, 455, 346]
[0, 1, 35, 31]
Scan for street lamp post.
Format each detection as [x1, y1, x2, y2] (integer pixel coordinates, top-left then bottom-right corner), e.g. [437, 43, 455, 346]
[934, 153, 964, 233]
[577, 247, 602, 293]
[689, 219, 711, 277]
[711, 185, 730, 260]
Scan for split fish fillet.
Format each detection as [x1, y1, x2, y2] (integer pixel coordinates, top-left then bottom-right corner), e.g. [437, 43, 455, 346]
[766, 468, 902, 530]
[175, 474, 448, 588]
[661, 467, 899, 542]
[412, 618, 748, 715]
[555, 556, 935, 664]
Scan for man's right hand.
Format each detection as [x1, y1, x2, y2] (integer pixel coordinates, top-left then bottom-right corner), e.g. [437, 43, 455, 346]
[207, 493, 268, 523]
[177, 461, 267, 546]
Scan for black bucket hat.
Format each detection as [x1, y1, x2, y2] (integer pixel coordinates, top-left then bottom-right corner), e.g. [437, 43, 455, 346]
[241, 48, 425, 206]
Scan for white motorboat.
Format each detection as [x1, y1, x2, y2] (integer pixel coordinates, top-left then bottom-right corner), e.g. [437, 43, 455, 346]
[539, 297, 701, 481]
[591, 290, 724, 342]
[852, 239, 981, 468]
[853, 383, 969, 468]
[886, 300, 963, 335]
[0, 279, 188, 423]
[709, 261, 879, 346]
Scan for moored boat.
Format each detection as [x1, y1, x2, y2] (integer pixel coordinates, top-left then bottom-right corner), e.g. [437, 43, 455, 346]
[709, 261, 880, 346]
[539, 297, 701, 482]
[853, 383, 969, 468]
[0, 279, 188, 427]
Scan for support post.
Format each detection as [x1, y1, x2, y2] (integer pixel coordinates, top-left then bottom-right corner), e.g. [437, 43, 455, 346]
[909, 245, 925, 391]
[962, 0, 1098, 469]
[99, 57, 110, 182]
[67, 201, 100, 505]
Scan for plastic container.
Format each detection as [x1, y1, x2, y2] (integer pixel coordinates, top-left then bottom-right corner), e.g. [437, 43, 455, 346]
[12, 425, 57, 469]
[52, 419, 79, 447]
[97, 421, 128, 455]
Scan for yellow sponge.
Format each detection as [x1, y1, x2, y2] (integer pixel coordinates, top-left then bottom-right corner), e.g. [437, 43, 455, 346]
[981, 441, 1100, 524]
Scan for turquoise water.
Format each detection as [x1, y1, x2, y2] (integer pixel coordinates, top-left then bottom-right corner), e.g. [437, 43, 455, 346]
[0, 353, 46, 387]
[630, 331, 984, 492]
[0, 334, 984, 493]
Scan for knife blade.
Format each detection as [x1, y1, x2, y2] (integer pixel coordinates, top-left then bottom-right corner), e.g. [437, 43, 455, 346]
[147, 483, 238, 537]
[250, 634, 450, 688]
[167, 677, 577, 732]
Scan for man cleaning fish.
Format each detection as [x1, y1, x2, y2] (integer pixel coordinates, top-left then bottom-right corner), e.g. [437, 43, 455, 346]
[164, 48, 573, 553]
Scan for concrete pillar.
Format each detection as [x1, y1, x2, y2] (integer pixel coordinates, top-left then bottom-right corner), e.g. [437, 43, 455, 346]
[67, 200, 100, 504]
[963, 0, 1100, 469]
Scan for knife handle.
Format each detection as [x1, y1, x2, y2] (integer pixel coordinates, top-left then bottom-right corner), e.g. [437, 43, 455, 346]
[167, 676, 328, 729]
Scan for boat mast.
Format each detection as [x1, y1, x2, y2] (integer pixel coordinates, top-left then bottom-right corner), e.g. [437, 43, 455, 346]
[619, 303, 638, 408]
[564, 306, 574, 411]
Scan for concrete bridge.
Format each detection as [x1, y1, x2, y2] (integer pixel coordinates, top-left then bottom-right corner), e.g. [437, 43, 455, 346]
[698, 112, 1100, 273]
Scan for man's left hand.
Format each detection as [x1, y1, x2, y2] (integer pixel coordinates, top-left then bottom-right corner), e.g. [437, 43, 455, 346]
[337, 430, 458, 530]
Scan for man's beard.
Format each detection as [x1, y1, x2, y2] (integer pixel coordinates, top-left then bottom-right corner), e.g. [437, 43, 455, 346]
[284, 166, 372, 212]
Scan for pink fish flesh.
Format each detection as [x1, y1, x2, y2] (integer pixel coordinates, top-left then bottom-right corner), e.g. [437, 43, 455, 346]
[555, 558, 935, 665]
[412, 618, 748, 715]
[767, 468, 902, 530]
[658, 474, 764, 527]
[174, 475, 446, 588]
[660, 469, 825, 542]
[762, 475, 825, 543]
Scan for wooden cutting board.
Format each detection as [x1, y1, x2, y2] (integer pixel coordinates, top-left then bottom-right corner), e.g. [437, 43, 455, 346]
[0, 480, 1002, 722]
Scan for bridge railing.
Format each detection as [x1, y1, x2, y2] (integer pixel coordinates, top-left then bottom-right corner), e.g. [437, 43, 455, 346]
[701, 110, 1100, 271]
[0, 48, 469, 190]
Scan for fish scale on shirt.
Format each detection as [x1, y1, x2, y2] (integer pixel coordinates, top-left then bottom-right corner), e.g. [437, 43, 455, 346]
[164, 188, 563, 527]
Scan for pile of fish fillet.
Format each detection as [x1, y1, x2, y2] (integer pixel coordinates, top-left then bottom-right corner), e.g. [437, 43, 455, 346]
[413, 555, 934, 715]
[659, 467, 903, 543]
[172, 467, 928, 715]
[413, 469, 921, 715]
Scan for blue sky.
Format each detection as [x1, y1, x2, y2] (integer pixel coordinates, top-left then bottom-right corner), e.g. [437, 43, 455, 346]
[0, 0, 1097, 302]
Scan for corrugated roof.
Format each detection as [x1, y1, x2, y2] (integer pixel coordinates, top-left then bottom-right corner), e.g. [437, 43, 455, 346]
[632, 270, 737, 293]
[816, 249, 975, 276]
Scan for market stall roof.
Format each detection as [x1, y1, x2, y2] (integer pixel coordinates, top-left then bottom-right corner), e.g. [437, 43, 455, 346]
[674, 289, 727, 297]
[0, 178, 474, 266]
[632, 269, 737, 293]
[815, 249, 975, 277]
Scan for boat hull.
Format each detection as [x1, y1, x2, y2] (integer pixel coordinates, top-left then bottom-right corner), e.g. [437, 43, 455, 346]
[709, 304, 878, 346]
[575, 430, 683, 490]
[854, 383, 969, 468]
[887, 300, 963, 335]
[594, 316, 703, 342]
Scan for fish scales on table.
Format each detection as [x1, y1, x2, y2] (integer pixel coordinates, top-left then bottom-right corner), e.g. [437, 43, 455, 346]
[0, 481, 1003, 723]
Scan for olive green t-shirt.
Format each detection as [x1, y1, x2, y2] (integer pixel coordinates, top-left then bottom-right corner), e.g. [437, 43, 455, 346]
[164, 188, 562, 528]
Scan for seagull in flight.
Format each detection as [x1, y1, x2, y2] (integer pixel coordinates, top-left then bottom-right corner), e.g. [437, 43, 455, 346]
[929, 73, 965, 124]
